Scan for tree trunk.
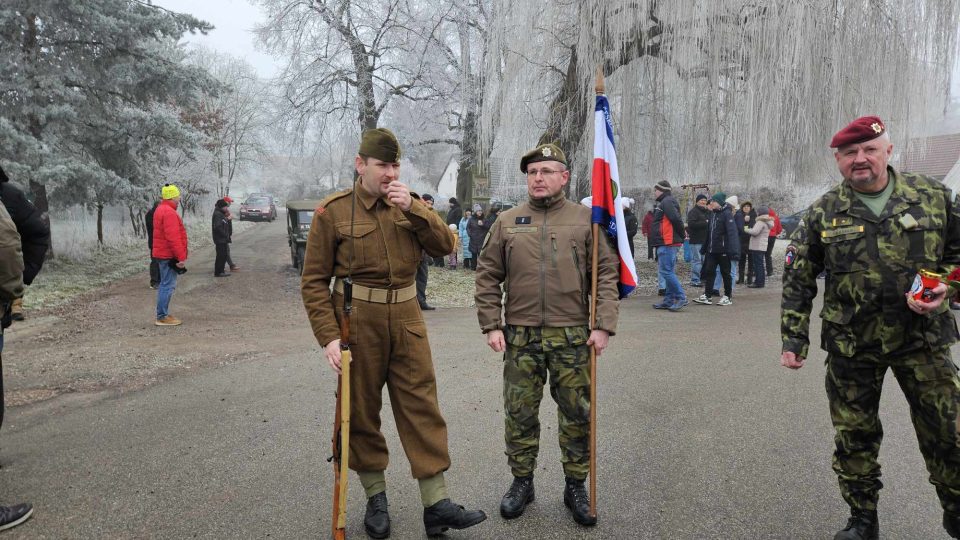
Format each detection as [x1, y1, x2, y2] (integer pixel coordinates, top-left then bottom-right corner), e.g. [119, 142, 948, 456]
[456, 18, 476, 204]
[456, 111, 476, 204]
[539, 47, 592, 196]
[350, 40, 380, 130]
[128, 205, 141, 237]
[96, 202, 104, 245]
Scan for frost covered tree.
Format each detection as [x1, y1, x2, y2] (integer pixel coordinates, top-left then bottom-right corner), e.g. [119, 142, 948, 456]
[186, 47, 271, 198]
[480, 0, 960, 200]
[0, 0, 217, 243]
[254, 0, 489, 198]
[397, 0, 490, 201]
[255, 0, 454, 131]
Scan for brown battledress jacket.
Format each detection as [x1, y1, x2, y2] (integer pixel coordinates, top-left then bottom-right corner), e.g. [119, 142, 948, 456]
[301, 182, 454, 478]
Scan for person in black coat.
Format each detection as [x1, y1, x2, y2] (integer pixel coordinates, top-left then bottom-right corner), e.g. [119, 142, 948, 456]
[212, 200, 232, 277]
[0, 166, 51, 321]
[735, 200, 757, 284]
[623, 202, 639, 258]
[446, 197, 463, 227]
[145, 201, 160, 288]
[686, 194, 711, 286]
[466, 205, 491, 270]
[695, 192, 740, 305]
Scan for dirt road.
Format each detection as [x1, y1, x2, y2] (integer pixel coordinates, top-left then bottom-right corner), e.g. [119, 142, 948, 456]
[4, 216, 312, 407]
[1, 215, 955, 538]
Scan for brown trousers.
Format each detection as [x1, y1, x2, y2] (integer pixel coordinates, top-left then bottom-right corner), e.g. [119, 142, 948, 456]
[334, 294, 450, 479]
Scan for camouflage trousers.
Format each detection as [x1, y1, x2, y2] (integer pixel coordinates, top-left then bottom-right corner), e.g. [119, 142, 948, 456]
[826, 348, 960, 513]
[503, 325, 591, 480]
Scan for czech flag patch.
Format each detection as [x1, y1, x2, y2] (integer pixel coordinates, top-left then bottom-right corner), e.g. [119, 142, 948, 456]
[784, 246, 797, 267]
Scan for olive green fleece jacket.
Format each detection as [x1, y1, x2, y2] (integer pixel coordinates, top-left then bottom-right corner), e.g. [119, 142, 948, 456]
[0, 201, 24, 312]
[475, 194, 619, 334]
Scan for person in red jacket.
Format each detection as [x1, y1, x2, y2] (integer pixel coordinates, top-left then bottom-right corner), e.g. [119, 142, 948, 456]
[641, 209, 654, 259]
[765, 208, 783, 275]
[152, 184, 188, 326]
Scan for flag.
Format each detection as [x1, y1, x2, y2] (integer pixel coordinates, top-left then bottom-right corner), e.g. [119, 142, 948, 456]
[591, 94, 638, 299]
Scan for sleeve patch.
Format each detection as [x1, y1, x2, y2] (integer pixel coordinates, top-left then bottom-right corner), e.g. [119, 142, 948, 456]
[784, 245, 797, 267]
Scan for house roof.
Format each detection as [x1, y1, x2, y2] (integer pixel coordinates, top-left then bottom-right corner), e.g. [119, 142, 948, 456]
[898, 133, 960, 179]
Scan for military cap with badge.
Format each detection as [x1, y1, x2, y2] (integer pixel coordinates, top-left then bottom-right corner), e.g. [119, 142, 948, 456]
[829, 115, 885, 148]
[520, 143, 567, 173]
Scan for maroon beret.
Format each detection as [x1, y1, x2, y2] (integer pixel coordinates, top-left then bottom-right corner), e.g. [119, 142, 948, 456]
[830, 116, 886, 148]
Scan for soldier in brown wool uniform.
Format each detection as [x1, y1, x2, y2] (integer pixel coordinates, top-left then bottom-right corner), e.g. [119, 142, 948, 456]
[301, 128, 486, 539]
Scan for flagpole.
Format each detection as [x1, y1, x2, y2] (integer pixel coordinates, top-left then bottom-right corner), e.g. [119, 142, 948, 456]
[588, 66, 604, 519]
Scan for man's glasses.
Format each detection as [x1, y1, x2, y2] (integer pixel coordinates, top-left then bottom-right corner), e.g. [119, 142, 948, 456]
[526, 168, 563, 178]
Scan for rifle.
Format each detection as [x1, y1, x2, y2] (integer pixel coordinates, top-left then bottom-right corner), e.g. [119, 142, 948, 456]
[330, 278, 353, 539]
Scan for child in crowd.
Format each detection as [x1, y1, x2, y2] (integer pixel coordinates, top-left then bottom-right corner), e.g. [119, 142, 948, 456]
[448, 224, 460, 269]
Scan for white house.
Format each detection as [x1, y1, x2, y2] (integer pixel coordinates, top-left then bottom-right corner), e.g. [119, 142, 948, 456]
[435, 157, 459, 201]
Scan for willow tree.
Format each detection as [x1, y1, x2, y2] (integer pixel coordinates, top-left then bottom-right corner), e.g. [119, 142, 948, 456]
[479, 0, 959, 202]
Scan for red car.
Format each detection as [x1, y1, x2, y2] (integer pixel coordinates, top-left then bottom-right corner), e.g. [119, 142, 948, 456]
[239, 196, 276, 221]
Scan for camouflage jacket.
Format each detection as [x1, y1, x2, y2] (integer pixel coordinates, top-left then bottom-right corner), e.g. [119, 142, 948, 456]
[781, 167, 960, 360]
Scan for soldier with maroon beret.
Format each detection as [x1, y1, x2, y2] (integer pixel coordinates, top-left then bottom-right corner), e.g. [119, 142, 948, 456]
[780, 116, 960, 539]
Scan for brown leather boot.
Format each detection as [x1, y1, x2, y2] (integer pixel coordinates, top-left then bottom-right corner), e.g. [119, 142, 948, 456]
[10, 297, 23, 321]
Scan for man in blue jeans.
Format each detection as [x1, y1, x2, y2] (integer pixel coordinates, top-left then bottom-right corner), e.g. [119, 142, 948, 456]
[650, 180, 687, 311]
[151, 184, 188, 326]
[686, 194, 710, 287]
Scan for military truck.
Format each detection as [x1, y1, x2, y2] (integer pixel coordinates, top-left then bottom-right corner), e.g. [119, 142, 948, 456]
[286, 199, 321, 274]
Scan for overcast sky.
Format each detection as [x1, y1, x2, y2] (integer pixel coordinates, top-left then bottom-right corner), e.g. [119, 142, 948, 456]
[152, 0, 280, 77]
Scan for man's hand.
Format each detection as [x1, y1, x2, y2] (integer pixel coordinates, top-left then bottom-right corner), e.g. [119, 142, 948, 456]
[325, 339, 343, 373]
[906, 282, 948, 315]
[486, 329, 506, 353]
[386, 180, 412, 211]
[587, 329, 610, 356]
[176, 260, 186, 269]
[781, 351, 805, 370]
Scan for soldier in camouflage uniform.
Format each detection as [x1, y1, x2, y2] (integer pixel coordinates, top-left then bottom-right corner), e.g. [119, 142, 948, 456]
[475, 143, 620, 526]
[780, 116, 960, 540]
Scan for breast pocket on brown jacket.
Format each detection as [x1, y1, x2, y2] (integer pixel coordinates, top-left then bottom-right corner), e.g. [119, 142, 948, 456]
[336, 221, 379, 267]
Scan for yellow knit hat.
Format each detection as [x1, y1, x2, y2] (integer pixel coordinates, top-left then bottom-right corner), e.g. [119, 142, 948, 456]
[161, 184, 181, 200]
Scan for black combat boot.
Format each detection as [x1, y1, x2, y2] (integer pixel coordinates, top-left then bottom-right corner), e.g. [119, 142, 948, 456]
[422, 499, 487, 536]
[364, 492, 390, 539]
[500, 475, 535, 519]
[563, 477, 596, 526]
[944, 510, 960, 538]
[834, 508, 878, 540]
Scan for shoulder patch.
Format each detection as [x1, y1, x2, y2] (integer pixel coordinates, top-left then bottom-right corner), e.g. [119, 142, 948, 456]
[318, 188, 353, 210]
[784, 245, 797, 267]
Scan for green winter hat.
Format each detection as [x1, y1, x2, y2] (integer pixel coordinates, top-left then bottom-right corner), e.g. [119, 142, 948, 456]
[359, 128, 401, 163]
[711, 191, 727, 205]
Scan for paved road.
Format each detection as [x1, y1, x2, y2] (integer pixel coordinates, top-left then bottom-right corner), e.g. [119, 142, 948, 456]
[1, 217, 957, 538]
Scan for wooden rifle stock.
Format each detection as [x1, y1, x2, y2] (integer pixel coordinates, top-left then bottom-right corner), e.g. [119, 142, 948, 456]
[331, 279, 353, 539]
